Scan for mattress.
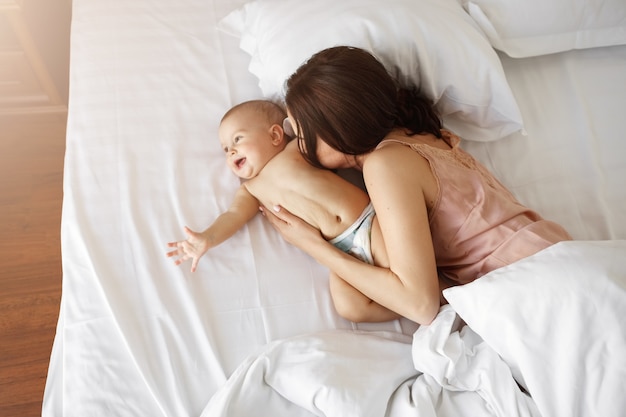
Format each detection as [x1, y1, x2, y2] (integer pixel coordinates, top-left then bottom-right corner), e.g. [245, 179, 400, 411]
[43, 0, 626, 416]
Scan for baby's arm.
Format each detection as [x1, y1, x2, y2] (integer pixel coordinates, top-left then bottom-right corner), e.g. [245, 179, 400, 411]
[166, 185, 259, 272]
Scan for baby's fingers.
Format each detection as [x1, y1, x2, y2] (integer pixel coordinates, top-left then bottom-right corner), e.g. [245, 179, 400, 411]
[190, 258, 199, 273]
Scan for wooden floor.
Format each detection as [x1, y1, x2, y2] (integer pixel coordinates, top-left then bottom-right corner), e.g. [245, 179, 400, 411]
[0, 112, 66, 417]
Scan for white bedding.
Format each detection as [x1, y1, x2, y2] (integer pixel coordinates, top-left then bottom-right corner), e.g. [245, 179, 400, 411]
[201, 240, 626, 417]
[43, 0, 626, 416]
[200, 307, 542, 417]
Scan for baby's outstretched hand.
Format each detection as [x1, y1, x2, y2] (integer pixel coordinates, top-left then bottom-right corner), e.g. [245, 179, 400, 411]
[166, 226, 209, 273]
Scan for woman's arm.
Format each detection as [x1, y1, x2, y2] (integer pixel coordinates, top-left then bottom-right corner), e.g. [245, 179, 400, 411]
[263, 206, 440, 324]
[361, 144, 441, 323]
[261, 145, 441, 325]
[167, 185, 259, 272]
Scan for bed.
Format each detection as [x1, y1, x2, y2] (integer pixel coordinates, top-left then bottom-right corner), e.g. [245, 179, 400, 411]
[43, 0, 626, 416]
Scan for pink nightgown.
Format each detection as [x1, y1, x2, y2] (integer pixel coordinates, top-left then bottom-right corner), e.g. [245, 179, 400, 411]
[377, 130, 572, 285]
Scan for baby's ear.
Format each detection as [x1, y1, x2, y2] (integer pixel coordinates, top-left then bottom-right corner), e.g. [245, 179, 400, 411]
[269, 123, 286, 145]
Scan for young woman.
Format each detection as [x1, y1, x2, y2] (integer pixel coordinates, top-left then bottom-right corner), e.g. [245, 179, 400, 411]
[262, 46, 571, 325]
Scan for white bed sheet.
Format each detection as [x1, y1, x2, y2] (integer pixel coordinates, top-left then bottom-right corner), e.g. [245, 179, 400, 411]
[43, 0, 626, 415]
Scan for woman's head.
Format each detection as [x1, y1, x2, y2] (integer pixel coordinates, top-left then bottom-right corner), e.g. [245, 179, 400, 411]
[285, 46, 441, 168]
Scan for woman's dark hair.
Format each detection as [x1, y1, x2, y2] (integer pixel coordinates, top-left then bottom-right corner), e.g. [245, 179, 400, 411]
[285, 46, 442, 168]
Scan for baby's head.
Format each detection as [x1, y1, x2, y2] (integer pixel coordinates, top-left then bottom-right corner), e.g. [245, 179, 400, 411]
[218, 100, 289, 180]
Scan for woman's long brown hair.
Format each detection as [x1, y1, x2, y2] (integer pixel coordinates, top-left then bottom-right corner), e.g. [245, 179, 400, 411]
[285, 46, 442, 168]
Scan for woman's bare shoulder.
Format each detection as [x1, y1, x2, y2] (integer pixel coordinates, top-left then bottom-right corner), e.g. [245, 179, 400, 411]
[365, 139, 430, 177]
[364, 138, 438, 207]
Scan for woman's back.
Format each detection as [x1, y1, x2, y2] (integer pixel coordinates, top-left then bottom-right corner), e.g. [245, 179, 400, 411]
[377, 130, 572, 284]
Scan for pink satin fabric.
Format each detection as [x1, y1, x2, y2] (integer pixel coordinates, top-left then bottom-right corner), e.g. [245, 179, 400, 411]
[377, 130, 572, 285]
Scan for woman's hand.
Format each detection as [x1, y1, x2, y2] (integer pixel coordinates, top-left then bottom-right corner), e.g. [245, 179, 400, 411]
[260, 205, 324, 251]
[166, 226, 210, 273]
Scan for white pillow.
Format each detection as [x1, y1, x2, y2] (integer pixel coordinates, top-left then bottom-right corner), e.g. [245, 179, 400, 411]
[443, 240, 626, 417]
[464, 0, 626, 58]
[218, 0, 524, 142]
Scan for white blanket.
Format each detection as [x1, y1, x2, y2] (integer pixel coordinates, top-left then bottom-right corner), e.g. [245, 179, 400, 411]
[200, 307, 540, 417]
[201, 240, 626, 417]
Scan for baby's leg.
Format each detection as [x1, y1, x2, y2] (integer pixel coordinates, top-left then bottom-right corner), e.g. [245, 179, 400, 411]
[329, 271, 400, 323]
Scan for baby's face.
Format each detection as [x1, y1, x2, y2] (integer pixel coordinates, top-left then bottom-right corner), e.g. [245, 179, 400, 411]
[218, 111, 283, 180]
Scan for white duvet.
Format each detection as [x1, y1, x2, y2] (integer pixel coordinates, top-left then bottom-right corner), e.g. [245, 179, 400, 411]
[201, 309, 540, 417]
[201, 240, 626, 417]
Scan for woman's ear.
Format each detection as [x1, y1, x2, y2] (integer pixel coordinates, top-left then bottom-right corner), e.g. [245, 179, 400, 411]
[269, 124, 286, 145]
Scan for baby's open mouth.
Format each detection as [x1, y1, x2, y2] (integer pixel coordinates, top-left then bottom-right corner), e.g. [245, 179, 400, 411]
[235, 157, 246, 169]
